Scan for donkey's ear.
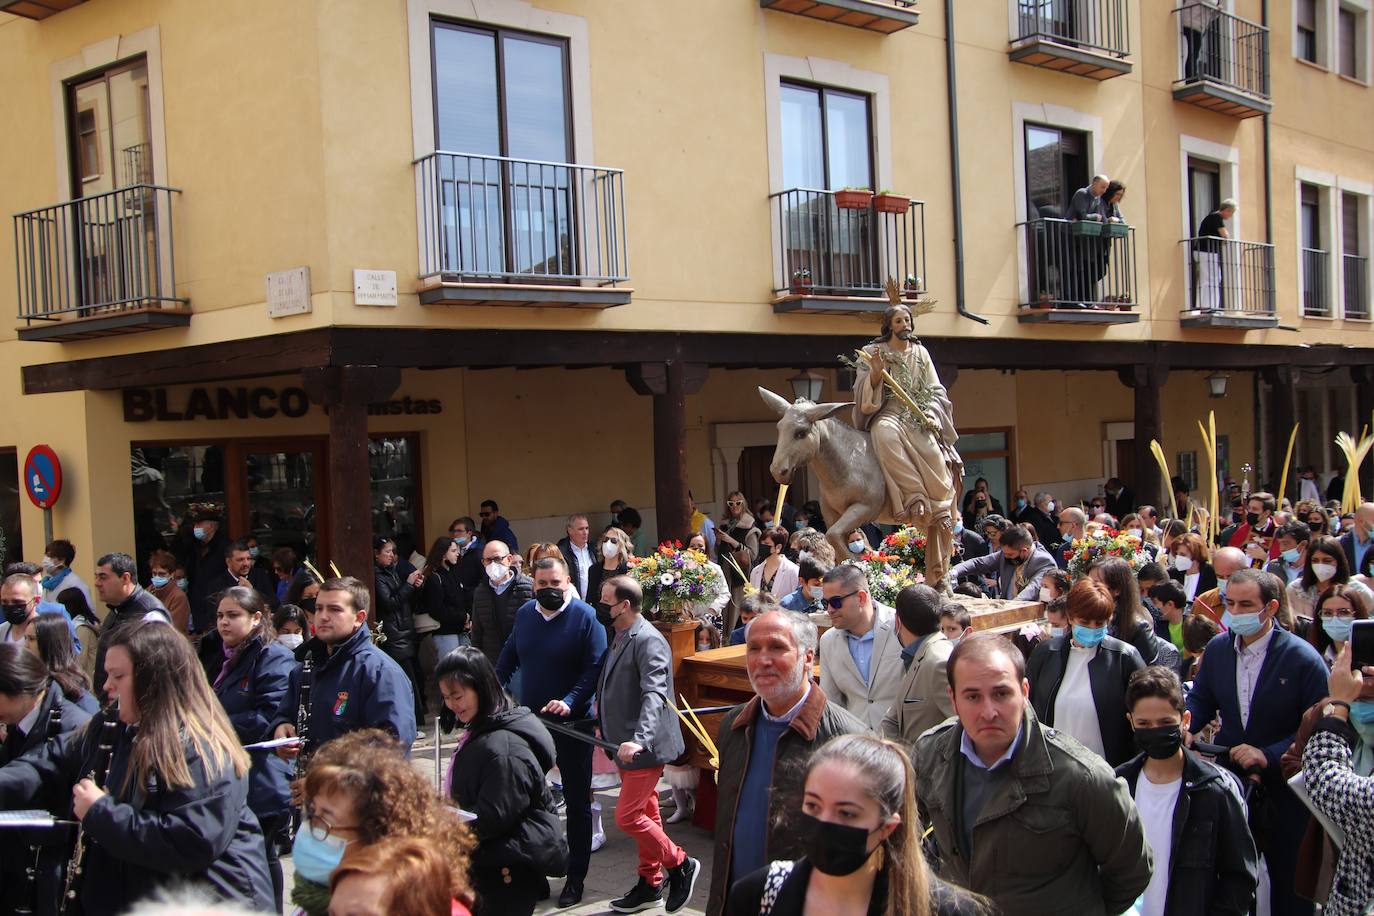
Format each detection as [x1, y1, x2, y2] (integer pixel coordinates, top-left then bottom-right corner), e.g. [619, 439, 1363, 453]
[758, 387, 791, 417]
[801, 402, 849, 423]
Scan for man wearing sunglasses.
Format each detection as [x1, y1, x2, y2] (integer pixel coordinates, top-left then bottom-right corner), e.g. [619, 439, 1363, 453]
[818, 564, 905, 731]
[477, 499, 519, 553]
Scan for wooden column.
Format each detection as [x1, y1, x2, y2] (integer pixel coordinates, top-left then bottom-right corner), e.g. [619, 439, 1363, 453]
[1119, 364, 1168, 510]
[303, 366, 401, 613]
[1353, 366, 1374, 496]
[1262, 366, 1297, 498]
[627, 361, 707, 545]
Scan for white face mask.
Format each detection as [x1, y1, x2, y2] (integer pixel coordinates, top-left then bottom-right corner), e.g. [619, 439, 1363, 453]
[1046, 501, 1056, 513]
[1173, 555, 1194, 573]
[602, 541, 620, 559]
[1312, 562, 1339, 582]
[808, 585, 824, 600]
[277, 633, 304, 650]
[1049, 625, 1065, 638]
[1125, 529, 1143, 539]
[1039, 586, 1054, 603]
[485, 561, 510, 583]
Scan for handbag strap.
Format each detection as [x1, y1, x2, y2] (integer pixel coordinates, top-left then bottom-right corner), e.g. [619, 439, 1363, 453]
[759, 859, 795, 916]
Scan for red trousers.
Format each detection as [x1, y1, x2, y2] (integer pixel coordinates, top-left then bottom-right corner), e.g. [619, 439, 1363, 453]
[615, 766, 686, 885]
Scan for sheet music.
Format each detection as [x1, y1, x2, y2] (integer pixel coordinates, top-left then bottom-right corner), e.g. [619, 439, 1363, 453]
[0, 810, 56, 828]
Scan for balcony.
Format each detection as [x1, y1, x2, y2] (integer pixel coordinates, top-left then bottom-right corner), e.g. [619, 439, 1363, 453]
[1172, 4, 1271, 118]
[0, 0, 88, 19]
[1009, 0, 1133, 80]
[1301, 248, 1332, 318]
[1345, 254, 1370, 320]
[758, 0, 919, 33]
[13, 184, 189, 341]
[1017, 218, 1140, 323]
[1179, 236, 1276, 328]
[770, 188, 928, 315]
[414, 151, 630, 309]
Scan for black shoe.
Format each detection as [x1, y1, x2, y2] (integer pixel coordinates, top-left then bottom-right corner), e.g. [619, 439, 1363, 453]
[538, 876, 551, 901]
[610, 877, 664, 913]
[557, 880, 584, 909]
[665, 856, 700, 913]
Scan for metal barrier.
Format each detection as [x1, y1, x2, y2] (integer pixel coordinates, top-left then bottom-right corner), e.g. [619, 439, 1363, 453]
[1018, 217, 1138, 309]
[415, 151, 628, 284]
[13, 184, 183, 322]
[1174, 3, 1270, 99]
[1015, 0, 1131, 58]
[1180, 236, 1276, 316]
[771, 188, 926, 297]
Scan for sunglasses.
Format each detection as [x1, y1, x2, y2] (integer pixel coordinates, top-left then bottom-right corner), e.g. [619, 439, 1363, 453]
[825, 590, 859, 610]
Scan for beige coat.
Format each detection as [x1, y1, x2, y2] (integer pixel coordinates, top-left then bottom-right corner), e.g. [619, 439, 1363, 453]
[818, 603, 905, 732]
[880, 631, 955, 745]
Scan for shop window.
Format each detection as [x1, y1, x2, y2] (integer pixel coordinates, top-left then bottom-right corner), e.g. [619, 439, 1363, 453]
[0, 449, 21, 568]
[956, 429, 1017, 514]
[370, 435, 423, 562]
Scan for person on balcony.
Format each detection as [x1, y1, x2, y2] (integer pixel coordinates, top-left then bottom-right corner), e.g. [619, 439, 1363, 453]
[1066, 174, 1109, 306]
[1182, 0, 1224, 83]
[1196, 199, 1237, 311]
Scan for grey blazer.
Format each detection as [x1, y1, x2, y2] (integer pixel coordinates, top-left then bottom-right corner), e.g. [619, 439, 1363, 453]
[819, 604, 905, 732]
[951, 543, 1058, 601]
[596, 615, 685, 770]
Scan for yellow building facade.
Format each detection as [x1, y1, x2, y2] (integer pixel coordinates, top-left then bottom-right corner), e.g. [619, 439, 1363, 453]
[0, 0, 1368, 585]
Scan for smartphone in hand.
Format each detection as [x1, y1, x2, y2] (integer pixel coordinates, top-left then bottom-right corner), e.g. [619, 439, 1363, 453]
[1351, 619, 1374, 670]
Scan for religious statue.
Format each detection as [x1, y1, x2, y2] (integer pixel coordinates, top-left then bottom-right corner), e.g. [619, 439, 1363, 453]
[759, 281, 963, 592]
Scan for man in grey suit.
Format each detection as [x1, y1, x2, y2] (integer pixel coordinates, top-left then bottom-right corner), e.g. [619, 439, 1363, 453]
[818, 563, 905, 731]
[950, 525, 1057, 601]
[881, 583, 955, 745]
[596, 575, 700, 914]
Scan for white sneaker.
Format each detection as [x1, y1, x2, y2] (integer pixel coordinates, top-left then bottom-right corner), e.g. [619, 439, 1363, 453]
[591, 830, 607, 852]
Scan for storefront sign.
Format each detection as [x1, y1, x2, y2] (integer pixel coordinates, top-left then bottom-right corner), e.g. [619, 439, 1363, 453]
[353, 269, 398, 306]
[266, 266, 312, 317]
[122, 387, 442, 422]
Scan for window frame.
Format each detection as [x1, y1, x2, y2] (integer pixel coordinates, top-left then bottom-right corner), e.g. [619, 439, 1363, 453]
[65, 57, 151, 197]
[1295, 168, 1339, 319]
[778, 79, 876, 193]
[1336, 0, 1372, 82]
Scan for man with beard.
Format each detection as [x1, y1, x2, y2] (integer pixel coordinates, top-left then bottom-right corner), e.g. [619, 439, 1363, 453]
[853, 302, 963, 593]
[705, 610, 865, 915]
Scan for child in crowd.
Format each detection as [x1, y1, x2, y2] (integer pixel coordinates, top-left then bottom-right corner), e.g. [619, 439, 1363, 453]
[938, 604, 973, 645]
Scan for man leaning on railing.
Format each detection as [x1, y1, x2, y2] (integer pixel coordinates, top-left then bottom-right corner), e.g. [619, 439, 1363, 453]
[1194, 199, 1237, 312]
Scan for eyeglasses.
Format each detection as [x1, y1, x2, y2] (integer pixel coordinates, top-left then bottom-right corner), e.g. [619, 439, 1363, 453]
[306, 809, 359, 842]
[1320, 607, 1356, 619]
[726, 501, 745, 507]
[478, 511, 493, 518]
[825, 590, 859, 610]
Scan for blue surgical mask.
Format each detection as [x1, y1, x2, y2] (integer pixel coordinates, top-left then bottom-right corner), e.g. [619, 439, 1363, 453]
[291, 822, 350, 885]
[954, 521, 964, 535]
[1228, 612, 1265, 638]
[248, 546, 260, 559]
[192, 526, 207, 541]
[1322, 617, 1354, 642]
[1281, 547, 1302, 564]
[1351, 700, 1374, 725]
[175, 577, 188, 591]
[1221, 610, 1232, 629]
[1049, 625, 1065, 638]
[1216, 578, 1229, 603]
[1016, 498, 1027, 510]
[809, 585, 824, 600]
[1073, 624, 1106, 647]
[848, 541, 865, 555]
[150, 575, 170, 589]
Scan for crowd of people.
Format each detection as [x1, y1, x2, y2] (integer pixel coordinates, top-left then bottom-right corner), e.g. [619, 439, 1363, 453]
[3, 474, 1374, 915]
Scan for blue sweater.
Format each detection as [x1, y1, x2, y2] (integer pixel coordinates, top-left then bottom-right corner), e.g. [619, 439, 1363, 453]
[731, 716, 791, 884]
[496, 597, 607, 718]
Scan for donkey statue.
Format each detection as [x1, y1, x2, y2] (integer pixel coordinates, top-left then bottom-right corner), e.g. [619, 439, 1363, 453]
[758, 386, 957, 592]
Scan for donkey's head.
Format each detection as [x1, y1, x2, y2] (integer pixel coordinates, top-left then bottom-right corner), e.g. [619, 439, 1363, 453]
[758, 387, 849, 484]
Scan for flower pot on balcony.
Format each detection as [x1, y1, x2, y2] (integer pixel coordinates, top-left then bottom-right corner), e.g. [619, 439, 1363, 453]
[873, 192, 910, 214]
[1071, 219, 1103, 237]
[834, 189, 874, 210]
[1118, 298, 1133, 311]
[1104, 221, 1129, 238]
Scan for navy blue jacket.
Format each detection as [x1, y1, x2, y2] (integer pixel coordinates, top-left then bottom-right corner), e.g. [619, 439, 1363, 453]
[495, 597, 606, 718]
[213, 636, 293, 818]
[0, 708, 274, 915]
[270, 621, 417, 753]
[481, 515, 519, 553]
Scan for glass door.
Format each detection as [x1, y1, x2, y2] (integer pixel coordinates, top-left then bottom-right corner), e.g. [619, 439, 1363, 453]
[242, 443, 326, 567]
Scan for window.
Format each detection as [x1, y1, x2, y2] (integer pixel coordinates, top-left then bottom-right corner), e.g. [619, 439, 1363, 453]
[370, 435, 422, 560]
[1337, 4, 1369, 80]
[68, 59, 150, 197]
[1301, 182, 1331, 315]
[1343, 191, 1369, 317]
[0, 449, 20, 569]
[1024, 124, 1089, 218]
[956, 430, 1017, 514]
[780, 82, 873, 191]
[1297, 0, 1321, 62]
[430, 21, 573, 277]
[1187, 157, 1222, 235]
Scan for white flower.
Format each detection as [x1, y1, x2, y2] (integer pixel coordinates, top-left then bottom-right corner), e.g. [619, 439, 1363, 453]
[659, 573, 676, 587]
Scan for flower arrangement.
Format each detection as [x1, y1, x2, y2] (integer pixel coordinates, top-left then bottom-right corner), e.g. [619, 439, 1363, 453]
[627, 541, 723, 623]
[1064, 527, 1150, 580]
[853, 554, 925, 607]
[879, 526, 928, 572]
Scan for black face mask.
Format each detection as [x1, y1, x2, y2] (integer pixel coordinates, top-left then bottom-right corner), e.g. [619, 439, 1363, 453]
[2, 603, 29, 626]
[798, 811, 879, 877]
[1246, 512, 1261, 527]
[1005, 553, 1026, 566]
[1134, 724, 1183, 760]
[535, 588, 564, 611]
[596, 603, 615, 627]
[300, 597, 316, 616]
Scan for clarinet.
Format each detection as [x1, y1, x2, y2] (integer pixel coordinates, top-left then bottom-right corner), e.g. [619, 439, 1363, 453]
[14, 703, 66, 916]
[290, 652, 315, 837]
[59, 704, 119, 916]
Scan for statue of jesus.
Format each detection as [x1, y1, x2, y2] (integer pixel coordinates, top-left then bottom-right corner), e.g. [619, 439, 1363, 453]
[853, 302, 963, 592]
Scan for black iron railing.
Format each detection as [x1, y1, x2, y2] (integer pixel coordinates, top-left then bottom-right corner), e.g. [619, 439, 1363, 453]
[121, 142, 152, 187]
[1018, 217, 1138, 308]
[1174, 3, 1270, 99]
[1301, 247, 1331, 317]
[1180, 236, 1275, 315]
[1015, 0, 1131, 58]
[414, 151, 628, 284]
[13, 184, 184, 322]
[1344, 253, 1369, 319]
[771, 189, 926, 297]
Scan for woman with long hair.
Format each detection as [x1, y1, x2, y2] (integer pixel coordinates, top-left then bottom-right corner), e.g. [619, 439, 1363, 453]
[1308, 584, 1372, 666]
[437, 647, 566, 916]
[1289, 535, 1374, 622]
[588, 526, 633, 633]
[211, 586, 295, 910]
[55, 586, 100, 682]
[419, 536, 469, 660]
[0, 619, 274, 914]
[26, 612, 99, 713]
[726, 733, 982, 916]
[1090, 557, 1167, 666]
[292, 729, 474, 916]
[0, 643, 96, 915]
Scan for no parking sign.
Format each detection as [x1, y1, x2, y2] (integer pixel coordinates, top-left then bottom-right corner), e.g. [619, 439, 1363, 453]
[23, 445, 62, 510]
